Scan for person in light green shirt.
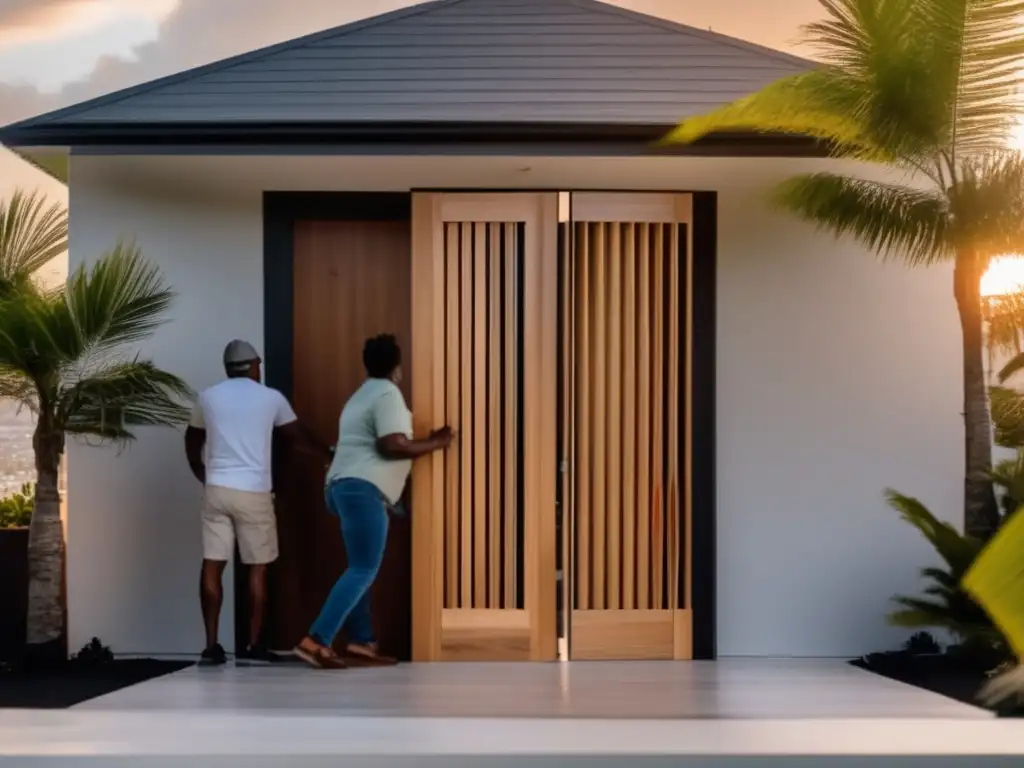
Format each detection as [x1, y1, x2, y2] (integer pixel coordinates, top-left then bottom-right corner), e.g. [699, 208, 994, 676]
[295, 334, 453, 670]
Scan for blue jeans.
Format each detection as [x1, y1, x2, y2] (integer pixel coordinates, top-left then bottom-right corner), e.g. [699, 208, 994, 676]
[308, 478, 389, 646]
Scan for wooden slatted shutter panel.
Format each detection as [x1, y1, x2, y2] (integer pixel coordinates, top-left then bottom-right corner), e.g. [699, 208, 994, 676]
[411, 193, 558, 661]
[564, 193, 695, 660]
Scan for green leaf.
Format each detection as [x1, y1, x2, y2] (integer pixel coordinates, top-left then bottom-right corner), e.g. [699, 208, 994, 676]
[921, 566, 960, 590]
[946, 151, 1024, 257]
[919, 0, 1024, 154]
[990, 386, 1024, 448]
[662, 70, 887, 159]
[63, 241, 176, 357]
[773, 173, 950, 265]
[985, 289, 1024, 360]
[0, 189, 67, 293]
[885, 489, 984, 572]
[59, 359, 193, 441]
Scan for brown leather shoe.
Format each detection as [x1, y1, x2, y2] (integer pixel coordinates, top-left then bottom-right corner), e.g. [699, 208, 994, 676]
[342, 643, 398, 667]
[294, 638, 348, 670]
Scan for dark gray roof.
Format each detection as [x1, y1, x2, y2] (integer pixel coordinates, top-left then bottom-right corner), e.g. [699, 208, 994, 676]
[5, 0, 810, 131]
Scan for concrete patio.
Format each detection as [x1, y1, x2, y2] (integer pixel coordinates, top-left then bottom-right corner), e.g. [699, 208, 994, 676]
[3, 659, 1023, 766]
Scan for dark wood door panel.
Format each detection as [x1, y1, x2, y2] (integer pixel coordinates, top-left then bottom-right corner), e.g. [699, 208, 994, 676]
[270, 219, 412, 659]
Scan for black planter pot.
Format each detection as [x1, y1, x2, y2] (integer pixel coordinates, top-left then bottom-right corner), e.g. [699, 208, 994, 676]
[0, 527, 28, 663]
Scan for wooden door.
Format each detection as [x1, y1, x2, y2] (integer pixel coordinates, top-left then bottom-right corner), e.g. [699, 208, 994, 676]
[563, 193, 693, 660]
[270, 219, 412, 658]
[410, 193, 559, 661]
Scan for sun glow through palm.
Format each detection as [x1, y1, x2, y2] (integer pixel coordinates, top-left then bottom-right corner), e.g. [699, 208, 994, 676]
[983, 257, 1024, 297]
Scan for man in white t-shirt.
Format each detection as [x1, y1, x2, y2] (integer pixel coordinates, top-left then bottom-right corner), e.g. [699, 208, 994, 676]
[185, 339, 330, 666]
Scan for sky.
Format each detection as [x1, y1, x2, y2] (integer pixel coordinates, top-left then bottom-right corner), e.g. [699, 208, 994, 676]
[0, 0, 826, 124]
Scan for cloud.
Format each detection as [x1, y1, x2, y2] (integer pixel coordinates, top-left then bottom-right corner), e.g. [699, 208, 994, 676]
[0, 0, 171, 44]
[1, 0, 421, 123]
[0, 0, 85, 28]
[0, 0, 822, 126]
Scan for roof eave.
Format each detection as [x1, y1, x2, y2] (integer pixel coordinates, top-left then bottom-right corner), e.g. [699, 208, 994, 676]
[0, 121, 827, 158]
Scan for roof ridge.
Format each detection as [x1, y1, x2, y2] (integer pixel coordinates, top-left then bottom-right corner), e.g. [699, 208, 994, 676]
[564, 0, 816, 69]
[4, 0, 467, 130]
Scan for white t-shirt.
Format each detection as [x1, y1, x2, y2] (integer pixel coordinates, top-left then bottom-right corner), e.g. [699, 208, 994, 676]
[326, 378, 413, 504]
[189, 378, 297, 493]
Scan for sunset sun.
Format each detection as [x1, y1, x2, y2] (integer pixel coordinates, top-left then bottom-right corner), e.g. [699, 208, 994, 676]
[982, 257, 1024, 297]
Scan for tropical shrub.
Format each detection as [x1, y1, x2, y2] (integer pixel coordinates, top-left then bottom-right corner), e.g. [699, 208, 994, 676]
[0, 483, 33, 529]
[886, 490, 1005, 656]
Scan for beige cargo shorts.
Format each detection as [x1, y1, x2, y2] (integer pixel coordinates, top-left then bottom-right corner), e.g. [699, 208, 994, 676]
[202, 485, 278, 565]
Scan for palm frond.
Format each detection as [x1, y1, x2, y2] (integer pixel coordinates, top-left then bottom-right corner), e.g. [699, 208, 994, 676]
[804, 0, 954, 156]
[59, 359, 193, 442]
[0, 287, 71, 404]
[922, 566, 960, 590]
[662, 70, 889, 159]
[774, 174, 950, 265]
[63, 242, 176, 356]
[667, 0, 1024, 161]
[922, 0, 1024, 155]
[947, 151, 1024, 257]
[0, 189, 67, 293]
[998, 353, 1024, 383]
[0, 365, 38, 412]
[886, 489, 984, 571]
[990, 385, 1024, 447]
[985, 288, 1024, 359]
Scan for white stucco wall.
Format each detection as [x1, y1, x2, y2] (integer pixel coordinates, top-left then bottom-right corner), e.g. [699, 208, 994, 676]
[67, 166, 262, 655]
[67, 154, 961, 658]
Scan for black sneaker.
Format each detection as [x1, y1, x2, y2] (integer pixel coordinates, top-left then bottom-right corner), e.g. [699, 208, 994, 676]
[236, 644, 284, 666]
[200, 643, 227, 666]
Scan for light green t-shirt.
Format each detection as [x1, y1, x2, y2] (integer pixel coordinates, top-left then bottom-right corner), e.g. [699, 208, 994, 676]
[326, 378, 413, 504]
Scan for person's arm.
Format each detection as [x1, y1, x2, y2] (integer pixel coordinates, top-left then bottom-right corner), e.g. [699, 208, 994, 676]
[272, 392, 333, 462]
[372, 387, 453, 459]
[184, 403, 206, 484]
[377, 427, 453, 460]
[277, 421, 333, 462]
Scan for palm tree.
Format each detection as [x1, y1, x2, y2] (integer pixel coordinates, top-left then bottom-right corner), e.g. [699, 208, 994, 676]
[665, 0, 1024, 539]
[0, 190, 192, 659]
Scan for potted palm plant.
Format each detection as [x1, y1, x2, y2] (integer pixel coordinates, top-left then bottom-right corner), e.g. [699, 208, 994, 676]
[0, 190, 192, 663]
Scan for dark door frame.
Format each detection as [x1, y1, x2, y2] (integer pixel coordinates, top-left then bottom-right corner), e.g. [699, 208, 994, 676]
[255, 189, 717, 660]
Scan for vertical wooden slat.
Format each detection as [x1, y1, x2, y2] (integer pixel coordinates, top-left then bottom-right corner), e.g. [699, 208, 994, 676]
[562, 218, 575, 647]
[683, 206, 695, 618]
[606, 223, 622, 610]
[622, 223, 637, 611]
[472, 223, 487, 609]
[591, 223, 607, 611]
[444, 224, 461, 609]
[410, 193, 444, 660]
[667, 223, 681, 613]
[503, 223, 518, 609]
[636, 223, 651, 610]
[488, 224, 502, 609]
[526, 193, 560, 660]
[575, 222, 591, 611]
[459, 223, 473, 610]
[650, 224, 665, 609]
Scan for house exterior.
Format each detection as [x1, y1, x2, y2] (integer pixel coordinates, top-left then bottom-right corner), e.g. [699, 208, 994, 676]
[1, 0, 963, 661]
